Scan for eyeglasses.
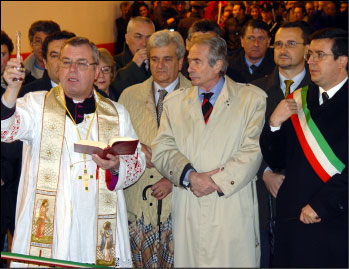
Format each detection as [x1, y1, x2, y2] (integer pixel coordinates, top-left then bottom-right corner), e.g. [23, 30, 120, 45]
[59, 59, 97, 71]
[245, 36, 267, 42]
[274, 40, 305, 49]
[100, 66, 112, 74]
[305, 51, 335, 61]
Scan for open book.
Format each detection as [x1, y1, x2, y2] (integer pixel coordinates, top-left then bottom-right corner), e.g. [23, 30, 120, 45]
[74, 137, 139, 159]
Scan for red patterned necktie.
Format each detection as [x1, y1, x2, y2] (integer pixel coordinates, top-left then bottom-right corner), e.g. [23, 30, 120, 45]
[202, 92, 214, 124]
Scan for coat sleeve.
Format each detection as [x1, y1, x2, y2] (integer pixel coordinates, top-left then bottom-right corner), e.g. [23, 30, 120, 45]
[112, 103, 146, 190]
[1, 92, 42, 144]
[151, 102, 191, 187]
[211, 92, 266, 197]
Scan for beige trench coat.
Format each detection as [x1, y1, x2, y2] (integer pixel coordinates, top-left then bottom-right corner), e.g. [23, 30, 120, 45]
[151, 76, 267, 267]
[119, 73, 191, 226]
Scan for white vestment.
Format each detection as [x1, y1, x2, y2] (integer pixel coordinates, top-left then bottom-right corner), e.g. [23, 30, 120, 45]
[1, 91, 146, 267]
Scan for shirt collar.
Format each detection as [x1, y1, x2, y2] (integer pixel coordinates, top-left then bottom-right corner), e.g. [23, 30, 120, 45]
[244, 56, 264, 69]
[198, 77, 225, 106]
[153, 76, 179, 105]
[319, 76, 348, 99]
[279, 68, 306, 93]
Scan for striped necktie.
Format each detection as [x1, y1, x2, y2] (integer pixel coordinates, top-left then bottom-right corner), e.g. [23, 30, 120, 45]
[156, 89, 168, 126]
[202, 92, 214, 124]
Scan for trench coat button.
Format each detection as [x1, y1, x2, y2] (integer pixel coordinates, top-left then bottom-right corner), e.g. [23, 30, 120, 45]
[256, 242, 260, 247]
[149, 202, 153, 206]
[221, 167, 225, 171]
[169, 171, 173, 175]
[230, 180, 234, 185]
[150, 175, 154, 178]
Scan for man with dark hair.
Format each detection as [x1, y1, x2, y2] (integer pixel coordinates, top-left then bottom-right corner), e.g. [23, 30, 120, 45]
[23, 20, 61, 79]
[260, 27, 348, 268]
[180, 18, 222, 78]
[20, 31, 76, 97]
[1, 31, 14, 89]
[251, 20, 313, 267]
[232, 1, 250, 27]
[226, 19, 275, 83]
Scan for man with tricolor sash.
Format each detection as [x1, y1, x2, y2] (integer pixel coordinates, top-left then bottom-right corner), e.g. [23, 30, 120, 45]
[1, 37, 146, 267]
[260, 28, 348, 268]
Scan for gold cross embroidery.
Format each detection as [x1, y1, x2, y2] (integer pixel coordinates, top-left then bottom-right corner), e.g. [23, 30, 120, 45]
[78, 168, 94, 192]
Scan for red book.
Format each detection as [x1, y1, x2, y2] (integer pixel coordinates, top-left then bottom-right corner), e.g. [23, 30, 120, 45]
[74, 137, 139, 159]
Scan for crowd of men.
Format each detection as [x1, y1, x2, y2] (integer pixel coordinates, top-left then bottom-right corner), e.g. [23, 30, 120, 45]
[1, 1, 348, 268]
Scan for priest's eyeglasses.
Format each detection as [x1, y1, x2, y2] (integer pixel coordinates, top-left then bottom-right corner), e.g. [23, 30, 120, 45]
[274, 40, 305, 49]
[59, 59, 97, 71]
[100, 66, 112, 74]
[305, 51, 335, 61]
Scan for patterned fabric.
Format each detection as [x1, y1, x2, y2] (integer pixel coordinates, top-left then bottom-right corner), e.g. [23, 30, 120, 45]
[129, 215, 174, 268]
[201, 92, 214, 124]
[156, 89, 168, 126]
[284, 79, 294, 98]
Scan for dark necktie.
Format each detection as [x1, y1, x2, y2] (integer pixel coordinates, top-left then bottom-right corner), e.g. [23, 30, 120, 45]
[202, 92, 214, 124]
[284, 80, 294, 98]
[156, 89, 168, 126]
[322, 92, 329, 104]
[250, 64, 258, 74]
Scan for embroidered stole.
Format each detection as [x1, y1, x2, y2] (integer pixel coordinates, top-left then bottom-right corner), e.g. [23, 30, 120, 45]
[288, 86, 345, 182]
[29, 84, 119, 266]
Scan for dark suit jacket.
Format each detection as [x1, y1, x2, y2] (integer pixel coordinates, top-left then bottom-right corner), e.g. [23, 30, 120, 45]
[251, 66, 312, 230]
[260, 81, 348, 268]
[111, 44, 151, 100]
[226, 47, 275, 83]
[19, 69, 52, 97]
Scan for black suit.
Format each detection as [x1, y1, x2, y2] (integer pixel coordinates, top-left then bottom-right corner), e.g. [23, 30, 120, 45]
[111, 44, 151, 101]
[260, 81, 348, 268]
[251, 66, 312, 267]
[226, 47, 275, 83]
[19, 69, 52, 97]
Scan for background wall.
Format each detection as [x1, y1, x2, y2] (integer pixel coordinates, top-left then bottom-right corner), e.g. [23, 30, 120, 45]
[1, 1, 148, 58]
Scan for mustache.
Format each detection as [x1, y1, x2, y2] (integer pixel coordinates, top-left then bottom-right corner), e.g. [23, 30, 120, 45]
[278, 53, 290, 58]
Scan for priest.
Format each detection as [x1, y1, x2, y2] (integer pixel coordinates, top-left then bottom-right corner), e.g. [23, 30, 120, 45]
[1, 37, 145, 267]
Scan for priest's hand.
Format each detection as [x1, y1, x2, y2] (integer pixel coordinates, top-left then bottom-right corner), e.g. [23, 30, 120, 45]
[3, 58, 25, 108]
[300, 204, 321, 224]
[151, 178, 172, 200]
[263, 170, 285, 198]
[189, 169, 221, 197]
[141, 143, 154, 168]
[92, 153, 120, 171]
[269, 99, 298, 127]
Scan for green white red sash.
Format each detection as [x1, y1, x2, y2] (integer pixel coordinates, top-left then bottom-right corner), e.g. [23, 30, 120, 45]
[288, 86, 345, 182]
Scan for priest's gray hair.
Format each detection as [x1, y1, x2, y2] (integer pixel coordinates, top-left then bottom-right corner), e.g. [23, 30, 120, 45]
[127, 16, 155, 34]
[189, 34, 228, 76]
[147, 29, 186, 59]
[60, 37, 99, 66]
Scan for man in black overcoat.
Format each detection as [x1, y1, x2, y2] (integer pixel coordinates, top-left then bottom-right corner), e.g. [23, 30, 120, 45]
[251, 21, 313, 268]
[260, 28, 348, 268]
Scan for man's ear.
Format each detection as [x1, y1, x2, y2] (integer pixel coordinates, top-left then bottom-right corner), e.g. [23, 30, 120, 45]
[338, 55, 348, 70]
[214, 59, 223, 74]
[43, 59, 47, 69]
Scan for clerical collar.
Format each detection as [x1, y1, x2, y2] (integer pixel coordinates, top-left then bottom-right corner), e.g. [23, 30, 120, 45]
[65, 94, 95, 124]
[319, 76, 348, 104]
[51, 80, 58, 88]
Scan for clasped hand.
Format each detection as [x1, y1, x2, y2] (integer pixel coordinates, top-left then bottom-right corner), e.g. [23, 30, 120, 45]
[189, 169, 221, 197]
[269, 99, 298, 127]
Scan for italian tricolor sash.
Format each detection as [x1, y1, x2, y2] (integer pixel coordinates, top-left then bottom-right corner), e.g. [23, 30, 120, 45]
[288, 86, 345, 182]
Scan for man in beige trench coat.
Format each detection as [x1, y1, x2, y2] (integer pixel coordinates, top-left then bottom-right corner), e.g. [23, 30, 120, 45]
[151, 34, 267, 267]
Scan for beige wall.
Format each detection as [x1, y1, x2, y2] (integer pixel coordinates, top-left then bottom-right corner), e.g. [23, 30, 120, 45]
[1, 1, 138, 55]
